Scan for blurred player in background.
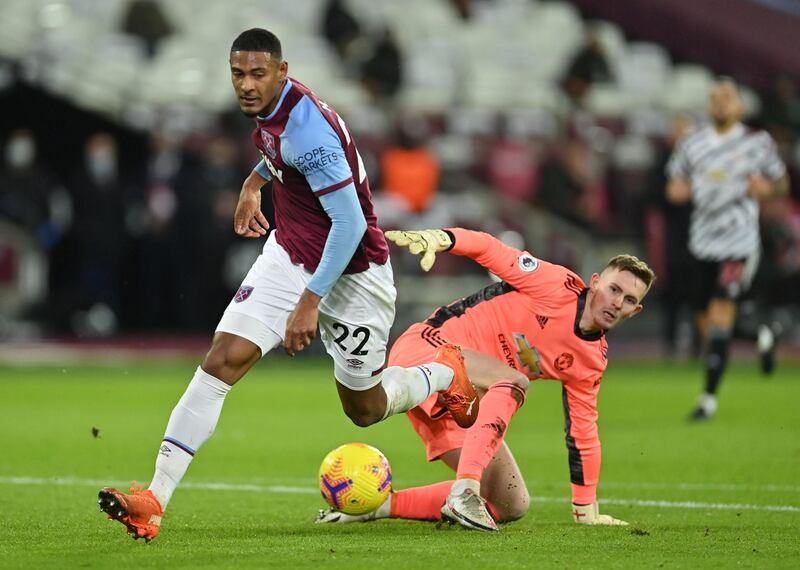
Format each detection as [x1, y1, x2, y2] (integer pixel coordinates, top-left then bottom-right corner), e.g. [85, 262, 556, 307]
[97, 28, 477, 542]
[319, 227, 654, 531]
[666, 78, 789, 421]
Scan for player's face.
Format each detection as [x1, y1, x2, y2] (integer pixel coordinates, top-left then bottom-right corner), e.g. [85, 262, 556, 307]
[587, 268, 647, 331]
[709, 82, 743, 127]
[230, 51, 288, 117]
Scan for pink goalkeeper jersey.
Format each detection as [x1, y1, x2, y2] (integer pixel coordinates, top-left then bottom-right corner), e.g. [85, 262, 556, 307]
[425, 228, 608, 503]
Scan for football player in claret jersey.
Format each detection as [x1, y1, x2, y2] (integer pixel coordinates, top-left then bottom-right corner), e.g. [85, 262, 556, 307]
[96, 29, 477, 542]
[318, 229, 655, 531]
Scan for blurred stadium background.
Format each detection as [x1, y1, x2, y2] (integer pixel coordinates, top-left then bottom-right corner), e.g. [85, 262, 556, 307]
[1, 0, 799, 362]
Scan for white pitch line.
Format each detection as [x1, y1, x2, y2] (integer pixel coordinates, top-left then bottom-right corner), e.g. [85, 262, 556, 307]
[583, 481, 800, 493]
[1, 476, 798, 513]
[529, 496, 800, 513]
[525, 480, 800, 493]
[0, 476, 319, 495]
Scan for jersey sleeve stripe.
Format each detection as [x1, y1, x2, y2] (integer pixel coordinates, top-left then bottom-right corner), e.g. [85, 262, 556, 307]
[561, 387, 585, 486]
[424, 281, 515, 328]
[315, 176, 354, 196]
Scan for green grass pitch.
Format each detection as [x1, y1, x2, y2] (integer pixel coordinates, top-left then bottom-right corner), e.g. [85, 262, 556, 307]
[1, 357, 798, 568]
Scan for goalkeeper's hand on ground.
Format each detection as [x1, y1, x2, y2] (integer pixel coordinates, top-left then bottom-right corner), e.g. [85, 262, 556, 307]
[384, 229, 452, 272]
[572, 502, 629, 526]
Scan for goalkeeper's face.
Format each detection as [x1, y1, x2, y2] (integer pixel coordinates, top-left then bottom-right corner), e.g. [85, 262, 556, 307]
[230, 51, 288, 117]
[586, 268, 647, 331]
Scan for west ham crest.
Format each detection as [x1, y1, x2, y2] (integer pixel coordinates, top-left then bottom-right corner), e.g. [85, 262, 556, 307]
[234, 285, 254, 303]
[260, 130, 277, 160]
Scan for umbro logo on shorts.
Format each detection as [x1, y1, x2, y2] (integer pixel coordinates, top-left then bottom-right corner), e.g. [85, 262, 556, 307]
[234, 286, 254, 303]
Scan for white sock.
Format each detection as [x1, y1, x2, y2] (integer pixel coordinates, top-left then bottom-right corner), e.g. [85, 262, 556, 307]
[424, 362, 456, 392]
[757, 324, 774, 353]
[698, 392, 718, 415]
[149, 445, 192, 510]
[148, 367, 231, 509]
[380, 363, 453, 419]
[451, 478, 481, 496]
[375, 494, 392, 518]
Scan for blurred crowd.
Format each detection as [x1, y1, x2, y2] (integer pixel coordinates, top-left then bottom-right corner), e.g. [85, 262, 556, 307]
[1, 0, 799, 351]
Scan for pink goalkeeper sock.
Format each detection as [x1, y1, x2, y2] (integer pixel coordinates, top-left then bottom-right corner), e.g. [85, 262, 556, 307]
[456, 382, 524, 480]
[389, 480, 502, 522]
[390, 481, 453, 520]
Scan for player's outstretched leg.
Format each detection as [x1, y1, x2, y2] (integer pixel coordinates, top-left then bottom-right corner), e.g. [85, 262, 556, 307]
[340, 344, 478, 428]
[96, 365, 231, 540]
[318, 443, 530, 529]
[97, 332, 270, 540]
[98, 484, 164, 542]
[316, 481, 453, 524]
[316, 485, 497, 530]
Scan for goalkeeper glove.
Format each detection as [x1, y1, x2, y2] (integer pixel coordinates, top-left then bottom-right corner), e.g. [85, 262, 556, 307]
[572, 502, 629, 526]
[384, 229, 452, 272]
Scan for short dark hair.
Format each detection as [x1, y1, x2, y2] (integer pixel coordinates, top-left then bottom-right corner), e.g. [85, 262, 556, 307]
[605, 254, 656, 294]
[231, 28, 282, 60]
[714, 75, 740, 93]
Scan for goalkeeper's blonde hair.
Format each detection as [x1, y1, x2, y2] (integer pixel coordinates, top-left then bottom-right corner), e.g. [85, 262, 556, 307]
[604, 255, 656, 294]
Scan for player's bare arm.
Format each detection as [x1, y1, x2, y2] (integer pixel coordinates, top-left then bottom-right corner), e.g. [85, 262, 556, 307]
[666, 176, 691, 204]
[284, 289, 322, 356]
[234, 169, 270, 238]
[747, 172, 789, 200]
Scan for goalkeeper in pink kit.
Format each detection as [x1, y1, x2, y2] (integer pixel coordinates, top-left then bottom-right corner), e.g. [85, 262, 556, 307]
[319, 228, 655, 530]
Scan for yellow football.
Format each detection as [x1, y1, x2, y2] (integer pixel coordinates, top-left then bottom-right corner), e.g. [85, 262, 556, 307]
[319, 443, 392, 515]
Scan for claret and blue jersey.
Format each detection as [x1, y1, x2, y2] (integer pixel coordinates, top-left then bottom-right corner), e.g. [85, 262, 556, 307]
[250, 78, 388, 296]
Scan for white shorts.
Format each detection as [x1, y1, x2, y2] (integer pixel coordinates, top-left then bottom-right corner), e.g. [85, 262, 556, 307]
[216, 232, 396, 391]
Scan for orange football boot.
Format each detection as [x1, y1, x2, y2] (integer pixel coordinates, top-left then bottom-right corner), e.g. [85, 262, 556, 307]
[98, 484, 164, 542]
[434, 344, 479, 428]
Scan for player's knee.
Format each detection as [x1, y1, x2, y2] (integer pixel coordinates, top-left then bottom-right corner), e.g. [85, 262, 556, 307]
[202, 338, 260, 385]
[489, 371, 529, 406]
[342, 405, 382, 428]
[339, 394, 383, 427]
[493, 488, 530, 522]
[509, 371, 529, 393]
[501, 499, 530, 523]
[337, 375, 386, 427]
